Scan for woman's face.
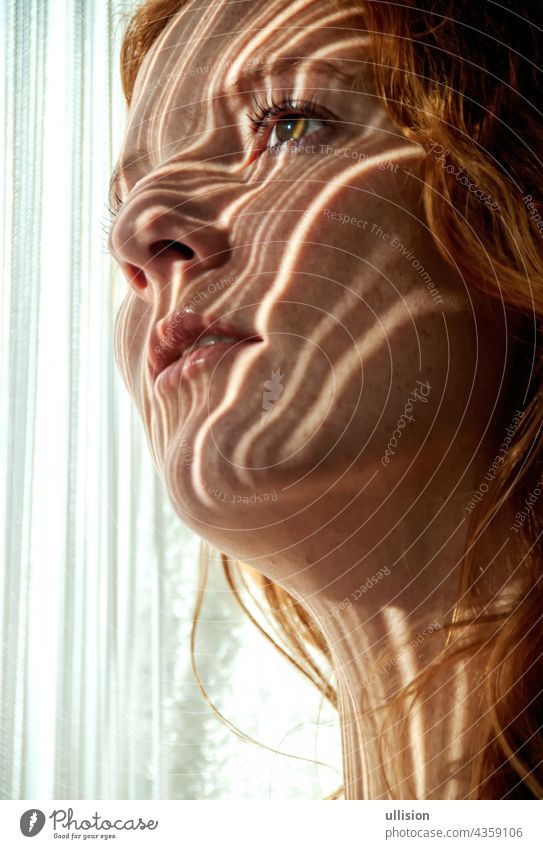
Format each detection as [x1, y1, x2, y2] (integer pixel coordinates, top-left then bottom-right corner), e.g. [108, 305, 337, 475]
[108, 0, 506, 556]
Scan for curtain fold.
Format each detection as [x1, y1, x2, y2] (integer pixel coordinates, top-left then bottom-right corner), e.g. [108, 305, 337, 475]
[0, 0, 340, 800]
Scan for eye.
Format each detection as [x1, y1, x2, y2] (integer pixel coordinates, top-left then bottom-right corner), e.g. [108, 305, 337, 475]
[268, 114, 324, 148]
[102, 183, 126, 247]
[107, 188, 123, 223]
[101, 188, 123, 248]
[246, 91, 334, 155]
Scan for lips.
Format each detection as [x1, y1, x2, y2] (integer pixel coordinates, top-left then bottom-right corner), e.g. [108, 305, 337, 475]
[148, 309, 262, 382]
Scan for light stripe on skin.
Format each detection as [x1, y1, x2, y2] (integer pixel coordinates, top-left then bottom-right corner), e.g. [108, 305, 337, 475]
[108, 0, 513, 799]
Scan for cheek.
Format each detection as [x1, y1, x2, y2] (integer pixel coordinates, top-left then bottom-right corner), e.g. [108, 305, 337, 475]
[118, 155, 479, 506]
[252, 164, 449, 376]
[247, 154, 430, 325]
[114, 292, 151, 405]
[234, 169, 477, 471]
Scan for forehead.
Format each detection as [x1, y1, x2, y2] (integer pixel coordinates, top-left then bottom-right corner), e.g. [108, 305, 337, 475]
[141, 0, 360, 74]
[130, 0, 365, 105]
[117, 0, 366, 176]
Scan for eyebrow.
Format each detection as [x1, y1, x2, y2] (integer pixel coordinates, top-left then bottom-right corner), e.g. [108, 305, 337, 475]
[108, 57, 371, 206]
[224, 55, 370, 95]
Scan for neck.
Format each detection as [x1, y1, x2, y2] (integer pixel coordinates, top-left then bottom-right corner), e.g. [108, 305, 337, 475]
[312, 595, 481, 799]
[214, 394, 517, 799]
[246, 444, 511, 799]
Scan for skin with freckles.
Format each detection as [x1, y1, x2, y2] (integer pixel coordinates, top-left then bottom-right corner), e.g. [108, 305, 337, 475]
[108, 0, 517, 798]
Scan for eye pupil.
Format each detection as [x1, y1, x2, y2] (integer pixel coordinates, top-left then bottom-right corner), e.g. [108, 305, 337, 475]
[275, 116, 307, 145]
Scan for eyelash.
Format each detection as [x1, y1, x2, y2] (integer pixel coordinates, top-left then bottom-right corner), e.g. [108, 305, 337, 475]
[108, 190, 123, 222]
[106, 92, 331, 224]
[245, 90, 331, 152]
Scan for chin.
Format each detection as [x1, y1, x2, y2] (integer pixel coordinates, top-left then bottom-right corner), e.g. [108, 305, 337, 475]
[161, 422, 282, 527]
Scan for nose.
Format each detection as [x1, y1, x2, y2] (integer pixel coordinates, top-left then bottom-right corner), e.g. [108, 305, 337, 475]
[108, 188, 232, 302]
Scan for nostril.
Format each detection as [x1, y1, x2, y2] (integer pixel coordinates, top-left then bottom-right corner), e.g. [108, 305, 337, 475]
[124, 262, 147, 290]
[150, 239, 195, 260]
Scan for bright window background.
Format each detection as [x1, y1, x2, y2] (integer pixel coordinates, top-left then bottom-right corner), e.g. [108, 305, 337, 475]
[0, 0, 341, 799]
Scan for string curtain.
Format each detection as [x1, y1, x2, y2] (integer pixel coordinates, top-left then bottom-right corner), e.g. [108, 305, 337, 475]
[0, 0, 341, 800]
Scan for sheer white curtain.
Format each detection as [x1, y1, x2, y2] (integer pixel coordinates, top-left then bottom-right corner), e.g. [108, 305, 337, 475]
[0, 0, 340, 799]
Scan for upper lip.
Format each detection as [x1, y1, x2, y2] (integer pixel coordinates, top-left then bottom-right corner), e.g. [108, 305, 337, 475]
[148, 309, 262, 381]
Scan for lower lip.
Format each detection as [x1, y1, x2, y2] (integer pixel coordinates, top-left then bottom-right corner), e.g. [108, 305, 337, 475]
[154, 338, 262, 391]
